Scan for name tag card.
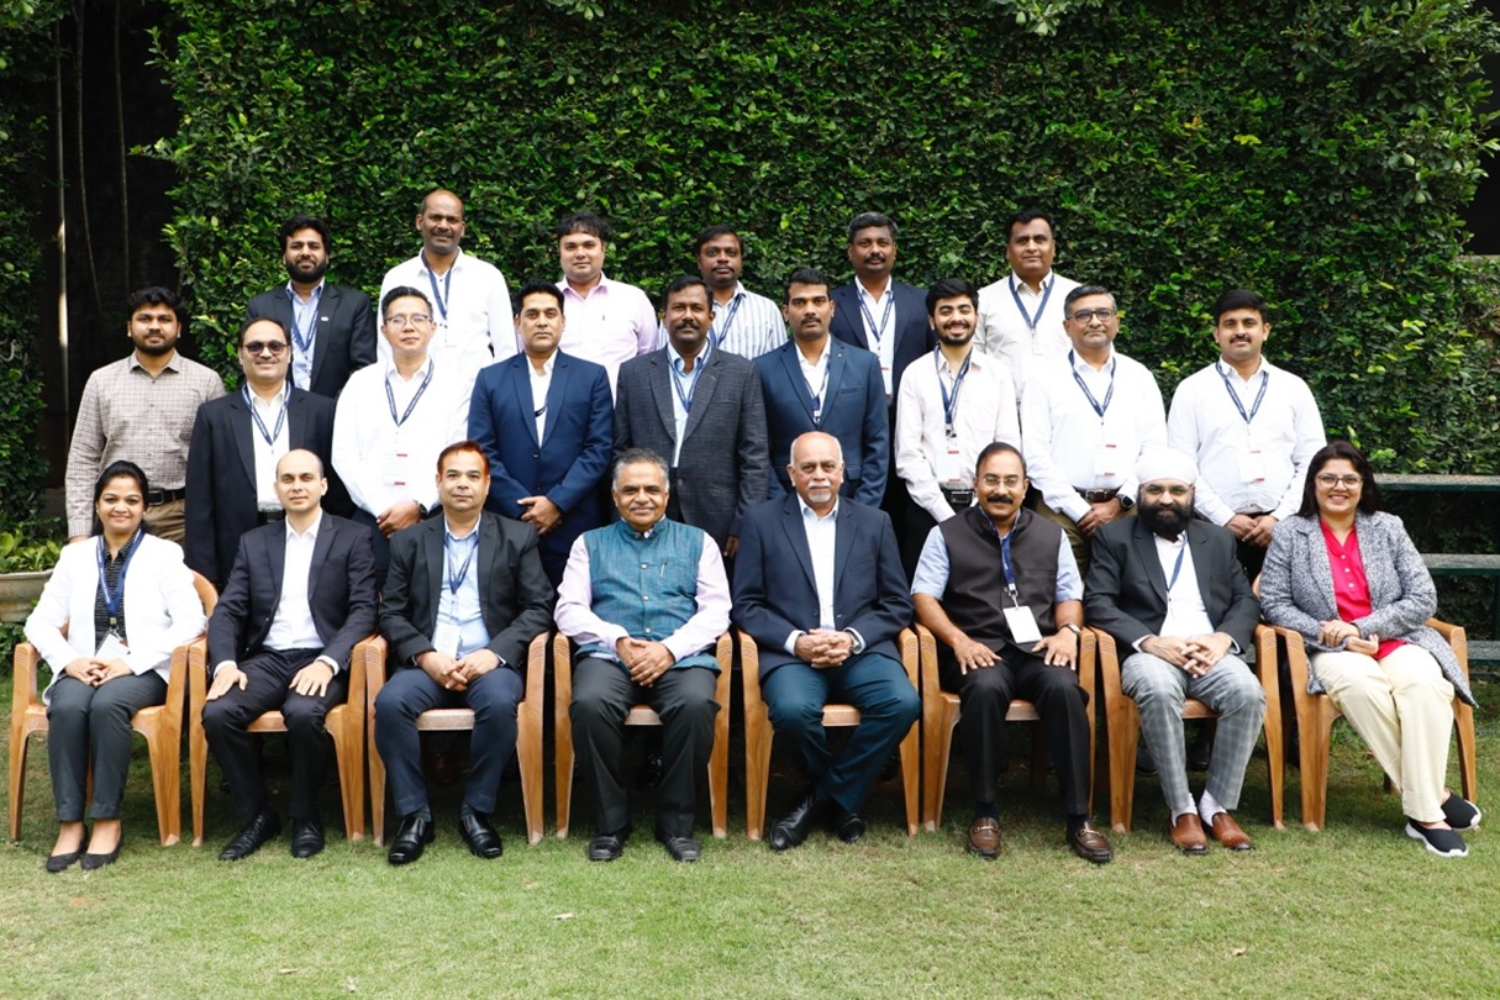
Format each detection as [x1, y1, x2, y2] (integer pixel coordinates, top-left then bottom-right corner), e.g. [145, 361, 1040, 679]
[433, 622, 461, 659]
[1003, 606, 1043, 645]
[936, 445, 966, 485]
[383, 450, 412, 489]
[1239, 449, 1267, 483]
[96, 633, 130, 663]
[1092, 442, 1121, 480]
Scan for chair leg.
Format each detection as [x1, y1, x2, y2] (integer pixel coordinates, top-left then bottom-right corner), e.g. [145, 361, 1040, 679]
[1107, 701, 1139, 834]
[330, 709, 364, 842]
[924, 712, 958, 832]
[554, 723, 574, 840]
[144, 726, 182, 846]
[745, 711, 772, 841]
[1263, 709, 1285, 832]
[518, 711, 543, 846]
[1455, 701, 1478, 805]
[1298, 705, 1335, 831]
[190, 714, 208, 847]
[8, 728, 28, 842]
[899, 723, 920, 837]
[709, 708, 730, 840]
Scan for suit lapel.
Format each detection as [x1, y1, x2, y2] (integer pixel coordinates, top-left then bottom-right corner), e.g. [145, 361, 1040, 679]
[308, 515, 334, 605]
[824, 342, 847, 408]
[650, 354, 676, 442]
[832, 502, 857, 592]
[311, 285, 338, 383]
[541, 354, 570, 449]
[681, 351, 720, 444]
[512, 357, 541, 446]
[286, 391, 308, 449]
[779, 496, 817, 591]
[476, 515, 499, 629]
[424, 519, 445, 618]
[1132, 519, 1169, 603]
[266, 526, 288, 614]
[230, 392, 257, 490]
[1187, 522, 1215, 610]
[777, 346, 816, 423]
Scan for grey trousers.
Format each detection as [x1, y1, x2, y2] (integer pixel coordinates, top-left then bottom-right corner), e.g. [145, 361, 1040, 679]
[1121, 651, 1265, 817]
[47, 672, 167, 822]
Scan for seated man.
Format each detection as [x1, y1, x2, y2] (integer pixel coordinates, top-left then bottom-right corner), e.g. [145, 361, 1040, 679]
[1084, 449, 1266, 854]
[375, 441, 555, 865]
[203, 449, 377, 860]
[912, 442, 1111, 863]
[554, 448, 730, 862]
[732, 431, 921, 850]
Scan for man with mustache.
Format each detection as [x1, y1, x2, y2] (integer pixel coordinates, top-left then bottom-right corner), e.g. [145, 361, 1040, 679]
[659, 225, 785, 359]
[1085, 449, 1266, 854]
[975, 209, 1080, 401]
[912, 442, 1110, 863]
[246, 214, 376, 400]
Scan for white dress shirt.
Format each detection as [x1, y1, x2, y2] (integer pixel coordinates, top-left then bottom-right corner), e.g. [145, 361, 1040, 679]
[379, 250, 516, 383]
[975, 271, 1080, 399]
[527, 354, 556, 442]
[654, 283, 786, 359]
[263, 510, 326, 655]
[1168, 358, 1325, 525]
[856, 280, 898, 396]
[557, 274, 658, 394]
[246, 385, 290, 509]
[1152, 533, 1214, 640]
[1021, 347, 1167, 523]
[789, 497, 840, 652]
[895, 347, 1020, 522]
[798, 339, 832, 424]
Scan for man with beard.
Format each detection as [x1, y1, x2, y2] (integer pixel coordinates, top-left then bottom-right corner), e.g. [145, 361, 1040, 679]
[894, 277, 1020, 573]
[1084, 449, 1266, 854]
[975, 209, 1080, 400]
[660, 225, 785, 359]
[246, 215, 377, 400]
[65, 286, 225, 543]
[912, 443, 1110, 863]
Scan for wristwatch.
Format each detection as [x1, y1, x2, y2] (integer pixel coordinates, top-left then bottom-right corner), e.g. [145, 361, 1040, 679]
[1116, 493, 1134, 510]
[1060, 623, 1082, 636]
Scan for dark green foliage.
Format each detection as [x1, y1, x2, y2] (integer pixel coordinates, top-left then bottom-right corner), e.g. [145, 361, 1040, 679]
[149, 0, 1499, 470]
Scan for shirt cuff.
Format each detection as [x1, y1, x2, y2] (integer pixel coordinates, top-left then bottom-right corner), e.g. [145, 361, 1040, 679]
[784, 630, 804, 656]
[316, 654, 340, 676]
[845, 629, 866, 655]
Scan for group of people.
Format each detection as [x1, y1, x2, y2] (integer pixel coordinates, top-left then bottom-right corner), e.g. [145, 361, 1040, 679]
[27, 196, 1479, 873]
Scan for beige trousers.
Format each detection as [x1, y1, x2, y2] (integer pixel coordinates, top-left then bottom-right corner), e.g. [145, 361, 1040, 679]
[143, 498, 186, 544]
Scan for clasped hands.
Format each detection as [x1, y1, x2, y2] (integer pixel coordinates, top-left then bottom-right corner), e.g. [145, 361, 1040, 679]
[1318, 619, 1379, 655]
[208, 657, 342, 700]
[1140, 632, 1233, 679]
[418, 648, 502, 692]
[63, 657, 131, 687]
[615, 636, 675, 686]
[794, 628, 854, 669]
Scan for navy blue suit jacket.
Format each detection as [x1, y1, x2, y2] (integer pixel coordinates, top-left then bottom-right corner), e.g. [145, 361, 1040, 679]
[246, 283, 377, 400]
[755, 339, 888, 507]
[828, 279, 935, 405]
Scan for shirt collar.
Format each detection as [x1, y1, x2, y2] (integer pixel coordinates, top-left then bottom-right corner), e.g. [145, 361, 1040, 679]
[128, 352, 182, 374]
[286, 508, 324, 541]
[248, 384, 288, 409]
[284, 279, 326, 300]
[668, 338, 711, 373]
[1009, 271, 1055, 295]
[1215, 357, 1270, 382]
[560, 273, 612, 300]
[385, 355, 434, 384]
[528, 353, 556, 376]
[444, 518, 480, 543]
[419, 249, 465, 276]
[856, 278, 892, 306]
[796, 495, 839, 523]
[1070, 346, 1115, 374]
[798, 339, 832, 368]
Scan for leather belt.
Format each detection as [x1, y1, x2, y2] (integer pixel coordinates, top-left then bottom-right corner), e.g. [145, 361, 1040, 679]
[1076, 488, 1119, 504]
[145, 487, 187, 506]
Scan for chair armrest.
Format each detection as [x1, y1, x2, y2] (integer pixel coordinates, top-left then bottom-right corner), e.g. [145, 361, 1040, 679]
[524, 632, 548, 706]
[12, 641, 40, 715]
[914, 623, 939, 698]
[714, 632, 734, 701]
[1090, 628, 1122, 704]
[553, 635, 574, 730]
[897, 628, 919, 686]
[1426, 618, 1469, 680]
[348, 634, 385, 714]
[739, 630, 763, 711]
[1076, 626, 1096, 701]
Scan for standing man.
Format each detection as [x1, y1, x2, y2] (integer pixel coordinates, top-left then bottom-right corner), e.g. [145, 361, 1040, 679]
[202, 449, 377, 860]
[468, 280, 614, 585]
[756, 268, 888, 507]
[554, 211, 658, 393]
[378, 189, 515, 386]
[333, 287, 469, 583]
[975, 209, 1080, 399]
[671, 224, 785, 359]
[616, 274, 769, 560]
[732, 432, 921, 850]
[1085, 449, 1266, 855]
[186, 317, 343, 591]
[374, 441, 555, 865]
[65, 286, 225, 543]
[895, 277, 1020, 572]
[1168, 288, 1325, 580]
[829, 212, 935, 403]
[555, 449, 730, 862]
[245, 214, 377, 400]
[912, 443, 1110, 863]
[1021, 285, 1167, 574]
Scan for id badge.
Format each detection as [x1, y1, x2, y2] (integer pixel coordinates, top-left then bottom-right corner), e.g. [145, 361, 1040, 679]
[1239, 449, 1267, 483]
[383, 450, 411, 489]
[1092, 442, 1121, 480]
[96, 632, 130, 662]
[432, 621, 461, 659]
[936, 446, 966, 485]
[1003, 605, 1043, 645]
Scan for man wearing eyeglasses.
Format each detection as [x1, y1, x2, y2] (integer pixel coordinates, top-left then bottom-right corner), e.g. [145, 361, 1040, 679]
[911, 442, 1110, 864]
[1020, 284, 1167, 575]
[185, 317, 346, 592]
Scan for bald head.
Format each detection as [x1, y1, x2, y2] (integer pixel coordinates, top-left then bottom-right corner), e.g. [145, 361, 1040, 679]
[788, 432, 844, 515]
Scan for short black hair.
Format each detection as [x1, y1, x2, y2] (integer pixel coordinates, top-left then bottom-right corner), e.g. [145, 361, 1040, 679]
[126, 286, 184, 326]
[556, 211, 611, 243]
[1297, 440, 1382, 518]
[661, 274, 711, 308]
[926, 277, 979, 315]
[279, 214, 330, 251]
[238, 315, 288, 347]
[847, 212, 898, 242]
[692, 224, 742, 256]
[1005, 208, 1055, 242]
[1212, 288, 1269, 324]
[1063, 284, 1114, 317]
[381, 285, 432, 318]
[975, 441, 1026, 479]
[514, 279, 565, 313]
[783, 267, 832, 304]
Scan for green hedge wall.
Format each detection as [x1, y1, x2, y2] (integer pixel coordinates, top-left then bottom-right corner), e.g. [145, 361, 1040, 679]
[152, 0, 1500, 471]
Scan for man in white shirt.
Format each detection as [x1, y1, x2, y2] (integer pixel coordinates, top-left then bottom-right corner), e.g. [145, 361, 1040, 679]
[333, 287, 469, 584]
[975, 209, 1081, 400]
[1168, 288, 1326, 580]
[553, 211, 658, 393]
[378, 189, 515, 389]
[895, 277, 1020, 572]
[1021, 284, 1167, 574]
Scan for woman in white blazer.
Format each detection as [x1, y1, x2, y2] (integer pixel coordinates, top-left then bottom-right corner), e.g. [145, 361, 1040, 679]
[24, 460, 205, 871]
[1260, 441, 1479, 858]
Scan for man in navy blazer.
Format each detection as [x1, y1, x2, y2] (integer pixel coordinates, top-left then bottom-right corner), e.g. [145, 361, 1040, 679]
[186, 317, 347, 591]
[469, 279, 614, 584]
[829, 212, 936, 404]
[245, 214, 376, 400]
[756, 268, 888, 507]
[732, 431, 920, 850]
[203, 449, 378, 861]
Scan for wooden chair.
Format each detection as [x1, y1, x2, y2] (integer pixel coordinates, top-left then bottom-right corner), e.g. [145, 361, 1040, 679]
[1094, 626, 1284, 832]
[740, 628, 922, 840]
[916, 623, 1097, 831]
[367, 632, 553, 847]
[1266, 618, 1477, 831]
[554, 633, 734, 839]
[8, 571, 217, 847]
[188, 633, 376, 845]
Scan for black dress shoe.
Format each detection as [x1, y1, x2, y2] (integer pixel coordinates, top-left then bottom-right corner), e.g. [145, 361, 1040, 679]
[47, 826, 88, 874]
[769, 788, 824, 852]
[588, 828, 630, 862]
[387, 814, 435, 866]
[81, 834, 124, 871]
[459, 808, 504, 860]
[290, 820, 325, 859]
[655, 827, 701, 862]
[218, 808, 280, 861]
[827, 808, 865, 844]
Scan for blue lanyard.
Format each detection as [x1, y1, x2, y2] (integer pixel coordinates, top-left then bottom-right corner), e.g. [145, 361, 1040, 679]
[1068, 350, 1115, 419]
[421, 252, 453, 324]
[242, 385, 288, 448]
[96, 529, 143, 630]
[284, 284, 322, 354]
[1215, 362, 1269, 425]
[1165, 542, 1188, 593]
[385, 363, 435, 427]
[996, 525, 1019, 600]
[858, 289, 895, 348]
[935, 347, 972, 435]
[1008, 274, 1055, 331]
[670, 343, 710, 414]
[445, 531, 477, 594]
[711, 294, 743, 349]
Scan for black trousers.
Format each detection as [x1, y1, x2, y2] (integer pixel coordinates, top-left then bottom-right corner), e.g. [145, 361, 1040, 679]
[47, 672, 166, 822]
[200, 648, 348, 826]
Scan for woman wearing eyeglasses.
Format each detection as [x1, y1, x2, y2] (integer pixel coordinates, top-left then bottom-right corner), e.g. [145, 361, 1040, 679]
[1259, 440, 1478, 856]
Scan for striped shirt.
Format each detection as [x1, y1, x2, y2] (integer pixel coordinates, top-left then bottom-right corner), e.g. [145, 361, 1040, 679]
[654, 283, 787, 360]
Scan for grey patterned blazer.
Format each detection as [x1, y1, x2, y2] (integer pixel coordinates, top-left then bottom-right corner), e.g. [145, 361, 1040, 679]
[1259, 511, 1473, 705]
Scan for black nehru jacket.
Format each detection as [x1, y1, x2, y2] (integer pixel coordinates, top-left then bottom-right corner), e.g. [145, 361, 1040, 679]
[936, 506, 1062, 650]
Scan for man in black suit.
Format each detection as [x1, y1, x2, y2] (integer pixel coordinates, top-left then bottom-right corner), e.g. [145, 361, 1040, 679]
[374, 441, 555, 865]
[203, 449, 377, 860]
[731, 431, 920, 851]
[615, 274, 769, 560]
[246, 214, 377, 400]
[186, 317, 344, 591]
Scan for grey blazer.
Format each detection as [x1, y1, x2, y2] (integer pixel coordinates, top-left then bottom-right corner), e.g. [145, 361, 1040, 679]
[1259, 511, 1473, 705]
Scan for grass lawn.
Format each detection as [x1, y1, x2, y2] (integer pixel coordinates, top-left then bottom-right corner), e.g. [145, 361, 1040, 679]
[3, 673, 1498, 999]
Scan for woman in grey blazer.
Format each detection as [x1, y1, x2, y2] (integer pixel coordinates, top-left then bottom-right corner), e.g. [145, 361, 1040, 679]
[1260, 441, 1478, 857]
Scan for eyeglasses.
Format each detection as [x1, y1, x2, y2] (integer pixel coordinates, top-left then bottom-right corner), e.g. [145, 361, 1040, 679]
[1068, 308, 1117, 322]
[243, 341, 287, 356]
[1141, 484, 1192, 498]
[385, 314, 432, 327]
[979, 475, 1024, 489]
[1316, 474, 1363, 489]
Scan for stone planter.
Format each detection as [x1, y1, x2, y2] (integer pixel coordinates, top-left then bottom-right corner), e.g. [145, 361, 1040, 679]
[0, 570, 51, 623]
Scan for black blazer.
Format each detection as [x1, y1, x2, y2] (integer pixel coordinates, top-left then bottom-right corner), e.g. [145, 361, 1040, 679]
[207, 512, 378, 669]
[828, 279, 935, 404]
[246, 283, 377, 400]
[379, 512, 556, 670]
[185, 387, 348, 590]
[614, 346, 769, 549]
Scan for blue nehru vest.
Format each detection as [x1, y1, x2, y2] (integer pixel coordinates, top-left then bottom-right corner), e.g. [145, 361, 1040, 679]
[579, 518, 718, 672]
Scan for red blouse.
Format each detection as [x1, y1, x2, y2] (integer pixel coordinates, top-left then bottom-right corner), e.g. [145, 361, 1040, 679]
[1320, 520, 1405, 659]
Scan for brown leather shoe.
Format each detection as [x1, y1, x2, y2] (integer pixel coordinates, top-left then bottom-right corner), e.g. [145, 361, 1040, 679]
[1167, 813, 1209, 855]
[1067, 822, 1113, 865]
[1207, 811, 1254, 852]
[966, 817, 1002, 859]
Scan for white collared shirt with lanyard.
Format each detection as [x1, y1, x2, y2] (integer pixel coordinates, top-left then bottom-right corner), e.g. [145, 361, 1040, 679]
[245, 385, 290, 509]
[382, 360, 435, 496]
[1010, 274, 1057, 356]
[935, 347, 972, 486]
[1070, 349, 1122, 483]
[799, 344, 831, 427]
[1156, 534, 1212, 638]
[285, 282, 323, 390]
[422, 251, 455, 349]
[858, 282, 897, 396]
[1215, 361, 1271, 484]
